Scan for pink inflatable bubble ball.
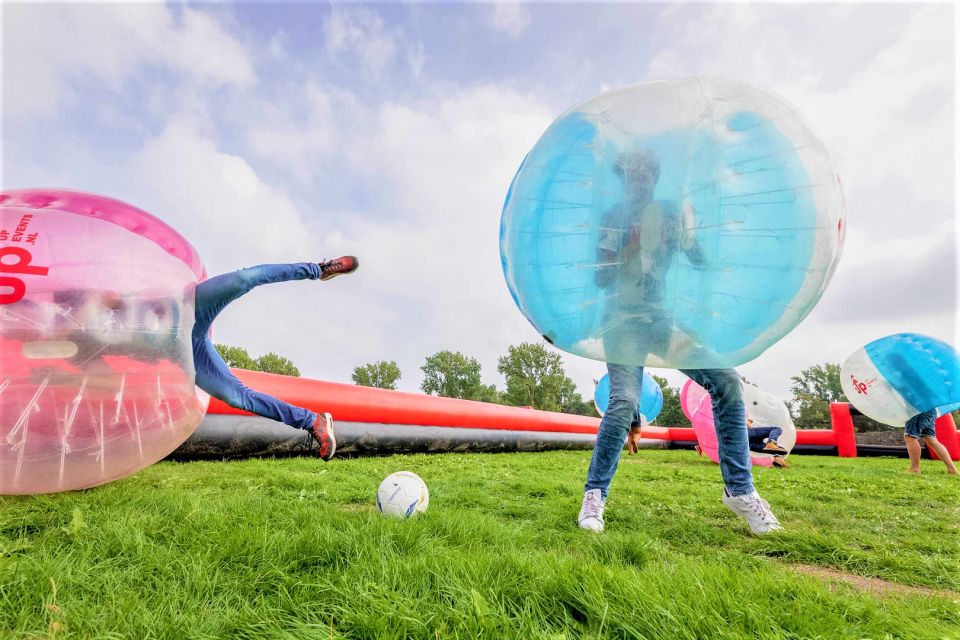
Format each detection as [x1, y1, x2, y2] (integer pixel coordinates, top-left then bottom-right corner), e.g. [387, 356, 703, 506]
[682, 379, 796, 467]
[0, 189, 208, 494]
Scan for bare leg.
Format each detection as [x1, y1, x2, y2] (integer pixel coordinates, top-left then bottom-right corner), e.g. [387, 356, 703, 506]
[922, 436, 959, 475]
[905, 435, 922, 473]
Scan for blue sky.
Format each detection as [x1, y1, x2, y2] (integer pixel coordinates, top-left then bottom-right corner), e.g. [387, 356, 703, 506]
[3, 2, 956, 400]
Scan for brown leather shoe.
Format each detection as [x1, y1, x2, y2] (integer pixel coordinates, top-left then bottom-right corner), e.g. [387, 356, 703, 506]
[763, 440, 789, 455]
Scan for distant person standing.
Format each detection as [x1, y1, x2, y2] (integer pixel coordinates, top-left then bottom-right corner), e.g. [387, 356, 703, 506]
[904, 409, 958, 475]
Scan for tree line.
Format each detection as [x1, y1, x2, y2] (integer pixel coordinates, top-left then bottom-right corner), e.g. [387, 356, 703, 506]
[214, 344, 301, 377]
[352, 343, 596, 415]
[215, 342, 943, 428]
[352, 353, 861, 427]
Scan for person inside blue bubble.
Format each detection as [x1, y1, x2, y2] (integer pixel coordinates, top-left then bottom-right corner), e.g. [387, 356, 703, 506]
[594, 149, 704, 361]
[578, 149, 783, 535]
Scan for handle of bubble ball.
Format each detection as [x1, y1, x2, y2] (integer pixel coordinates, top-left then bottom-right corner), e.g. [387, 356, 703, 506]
[679, 202, 707, 266]
[621, 226, 643, 262]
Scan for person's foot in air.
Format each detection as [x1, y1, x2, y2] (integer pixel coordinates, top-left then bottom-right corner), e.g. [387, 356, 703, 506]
[309, 412, 337, 461]
[318, 256, 359, 281]
[723, 488, 782, 535]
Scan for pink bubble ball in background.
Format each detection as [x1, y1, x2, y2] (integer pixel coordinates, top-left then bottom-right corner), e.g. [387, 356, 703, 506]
[0, 189, 208, 494]
[682, 379, 796, 467]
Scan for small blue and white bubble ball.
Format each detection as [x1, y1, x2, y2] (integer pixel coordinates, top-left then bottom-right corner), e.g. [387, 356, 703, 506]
[841, 333, 960, 426]
[376, 471, 429, 519]
[499, 78, 846, 368]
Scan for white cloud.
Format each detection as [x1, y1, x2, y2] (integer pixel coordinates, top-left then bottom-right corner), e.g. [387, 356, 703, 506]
[245, 82, 349, 184]
[76, 84, 556, 391]
[321, 5, 426, 80]
[323, 6, 399, 78]
[2, 4, 254, 118]
[490, 2, 532, 39]
[163, 8, 256, 88]
[225, 81, 557, 388]
[128, 123, 312, 272]
[301, 85, 555, 388]
[266, 31, 289, 60]
[407, 40, 427, 79]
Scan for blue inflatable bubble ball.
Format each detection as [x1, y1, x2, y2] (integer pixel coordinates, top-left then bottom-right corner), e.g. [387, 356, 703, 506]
[841, 333, 960, 426]
[500, 78, 846, 368]
[594, 371, 663, 422]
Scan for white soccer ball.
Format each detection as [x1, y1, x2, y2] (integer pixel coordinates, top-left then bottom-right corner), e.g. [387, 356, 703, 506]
[376, 471, 429, 518]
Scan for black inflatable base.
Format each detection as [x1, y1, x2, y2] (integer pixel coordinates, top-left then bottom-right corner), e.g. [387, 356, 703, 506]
[168, 415, 671, 460]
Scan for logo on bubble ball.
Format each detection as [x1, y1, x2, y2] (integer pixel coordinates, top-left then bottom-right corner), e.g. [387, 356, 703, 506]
[0, 246, 49, 305]
[849, 374, 877, 395]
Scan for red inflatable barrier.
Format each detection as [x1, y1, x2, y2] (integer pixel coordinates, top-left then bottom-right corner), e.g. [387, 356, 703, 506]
[207, 377, 960, 462]
[931, 413, 960, 462]
[829, 403, 859, 457]
[208, 369, 600, 434]
[638, 425, 696, 442]
[793, 428, 836, 447]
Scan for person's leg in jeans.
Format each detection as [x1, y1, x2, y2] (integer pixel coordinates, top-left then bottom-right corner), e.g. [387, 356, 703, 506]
[578, 363, 644, 531]
[193, 336, 317, 430]
[194, 263, 322, 334]
[747, 426, 784, 453]
[585, 363, 645, 498]
[682, 368, 782, 534]
[681, 369, 753, 496]
[192, 263, 321, 430]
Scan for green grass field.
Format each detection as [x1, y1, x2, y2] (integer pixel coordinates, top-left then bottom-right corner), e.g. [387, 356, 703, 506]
[2, 450, 958, 639]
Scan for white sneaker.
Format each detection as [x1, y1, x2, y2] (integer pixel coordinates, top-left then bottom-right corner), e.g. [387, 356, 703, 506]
[578, 489, 606, 532]
[722, 489, 782, 535]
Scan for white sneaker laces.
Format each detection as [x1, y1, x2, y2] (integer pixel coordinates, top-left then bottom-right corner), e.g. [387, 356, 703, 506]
[744, 494, 779, 526]
[582, 492, 605, 520]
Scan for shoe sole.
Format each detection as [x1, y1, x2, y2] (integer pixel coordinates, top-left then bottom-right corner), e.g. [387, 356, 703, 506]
[578, 520, 604, 533]
[320, 271, 355, 281]
[321, 412, 336, 460]
[722, 499, 781, 535]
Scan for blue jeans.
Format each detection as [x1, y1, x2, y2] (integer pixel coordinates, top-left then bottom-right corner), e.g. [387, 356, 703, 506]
[586, 364, 754, 498]
[904, 409, 937, 439]
[748, 426, 783, 453]
[192, 263, 321, 430]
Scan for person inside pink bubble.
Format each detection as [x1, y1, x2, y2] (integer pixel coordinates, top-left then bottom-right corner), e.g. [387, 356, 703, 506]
[29, 259, 359, 463]
[190, 258, 359, 462]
